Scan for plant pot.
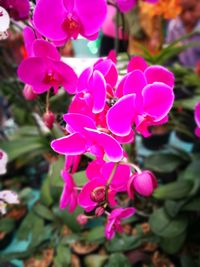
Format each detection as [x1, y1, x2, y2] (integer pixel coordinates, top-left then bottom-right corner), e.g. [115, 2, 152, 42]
[142, 130, 171, 150]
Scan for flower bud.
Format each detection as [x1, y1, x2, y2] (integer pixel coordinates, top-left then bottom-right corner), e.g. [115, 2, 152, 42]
[23, 85, 37, 101]
[95, 206, 104, 217]
[128, 171, 157, 197]
[43, 111, 55, 129]
[76, 214, 88, 225]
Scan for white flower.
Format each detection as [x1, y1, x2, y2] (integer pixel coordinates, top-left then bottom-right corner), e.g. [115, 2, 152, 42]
[0, 190, 19, 204]
[0, 149, 8, 175]
[0, 6, 10, 32]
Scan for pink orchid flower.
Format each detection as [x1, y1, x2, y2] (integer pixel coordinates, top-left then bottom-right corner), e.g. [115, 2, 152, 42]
[127, 170, 157, 198]
[79, 162, 131, 212]
[18, 39, 77, 94]
[65, 155, 81, 174]
[0, 0, 30, 20]
[107, 57, 175, 137]
[33, 0, 107, 42]
[59, 170, 78, 212]
[194, 102, 200, 137]
[51, 113, 123, 162]
[105, 207, 136, 239]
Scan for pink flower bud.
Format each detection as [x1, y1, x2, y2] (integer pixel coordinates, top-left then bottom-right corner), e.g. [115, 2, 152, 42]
[128, 171, 157, 197]
[43, 111, 55, 129]
[95, 206, 104, 217]
[76, 214, 88, 225]
[23, 85, 37, 101]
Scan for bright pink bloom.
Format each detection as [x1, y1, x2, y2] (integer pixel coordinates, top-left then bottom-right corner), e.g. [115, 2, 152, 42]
[194, 102, 200, 137]
[59, 170, 78, 212]
[107, 57, 175, 137]
[79, 162, 131, 212]
[18, 39, 77, 94]
[127, 171, 157, 198]
[0, 0, 30, 20]
[105, 207, 136, 239]
[33, 0, 107, 42]
[65, 155, 81, 174]
[51, 113, 123, 162]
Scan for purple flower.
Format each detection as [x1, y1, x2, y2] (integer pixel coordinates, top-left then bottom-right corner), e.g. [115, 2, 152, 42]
[194, 102, 200, 137]
[0, 149, 8, 175]
[105, 207, 136, 239]
[116, 0, 159, 13]
[33, 0, 107, 42]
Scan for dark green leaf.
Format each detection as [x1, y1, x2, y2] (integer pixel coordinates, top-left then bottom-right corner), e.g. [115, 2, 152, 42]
[40, 177, 53, 206]
[183, 197, 200, 211]
[144, 153, 183, 173]
[33, 203, 54, 221]
[164, 200, 186, 217]
[153, 180, 193, 200]
[85, 226, 105, 242]
[160, 232, 186, 254]
[54, 245, 71, 267]
[149, 208, 188, 238]
[106, 234, 142, 252]
[0, 218, 15, 233]
[105, 253, 131, 267]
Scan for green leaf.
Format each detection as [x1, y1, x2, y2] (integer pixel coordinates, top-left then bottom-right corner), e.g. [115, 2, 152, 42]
[52, 206, 82, 233]
[85, 226, 105, 242]
[33, 203, 54, 221]
[1, 136, 48, 162]
[180, 255, 198, 267]
[84, 255, 108, 267]
[153, 180, 193, 200]
[164, 200, 186, 217]
[54, 245, 71, 267]
[105, 253, 131, 267]
[16, 212, 38, 240]
[40, 177, 53, 206]
[144, 153, 183, 173]
[183, 197, 200, 211]
[182, 158, 200, 181]
[149, 208, 188, 238]
[48, 156, 65, 188]
[160, 232, 186, 254]
[106, 234, 142, 253]
[0, 218, 15, 233]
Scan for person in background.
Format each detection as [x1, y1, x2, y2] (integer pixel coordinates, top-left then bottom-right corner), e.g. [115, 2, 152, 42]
[166, 0, 200, 67]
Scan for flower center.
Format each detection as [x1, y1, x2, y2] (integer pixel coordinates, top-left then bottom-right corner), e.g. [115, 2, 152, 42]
[91, 186, 106, 203]
[62, 13, 80, 39]
[0, 152, 3, 160]
[43, 71, 60, 85]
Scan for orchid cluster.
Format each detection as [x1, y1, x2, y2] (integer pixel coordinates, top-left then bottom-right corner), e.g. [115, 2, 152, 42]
[194, 102, 200, 138]
[12, 0, 174, 239]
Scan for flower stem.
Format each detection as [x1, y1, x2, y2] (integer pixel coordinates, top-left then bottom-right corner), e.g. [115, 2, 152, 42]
[120, 161, 142, 174]
[105, 162, 118, 202]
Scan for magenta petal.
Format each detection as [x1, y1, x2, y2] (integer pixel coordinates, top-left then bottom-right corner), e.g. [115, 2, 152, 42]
[77, 67, 93, 92]
[51, 133, 87, 155]
[23, 26, 36, 56]
[76, 0, 107, 36]
[33, 39, 60, 60]
[94, 59, 118, 87]
[195, 102, 200, 127]
[114, 130, 135, 144]
[63, 113, 96, 132]
[115, 76, 126, 98]
[78, 178, 105, 212]
[63, 0, 74, 11]
[86, 159, 105, 180]
[145, 66, 175, 88]
[123, 70, 147, 95]
[33, 0, 67, 40]
[18, 57, 50, 93]
[107, 94, 136, 136]
[143, 82, 174, 119]
[127, 56, 148, 72]
[52, 60, 78, 94]
[90, 70, 106, 113]
[116, 0, 136, 12]
[85, 128, 123, 162]
[119, 207, 136, 219]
